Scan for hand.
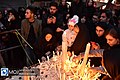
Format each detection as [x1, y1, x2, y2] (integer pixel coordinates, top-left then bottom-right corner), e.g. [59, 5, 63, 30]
[45, 51, 51, 56]
[47, 17, 53, 24]
[91, 41, 100, 50]
[88, 67, 106, 74]
[67, 51, 72, 57]
[41, 56, 46, 62]
[52, 16, 56, 24]
[72, 56, 80, 62]
[8, 15, 13, 21]
[87, 67, 101, 79]
[72, 53, 84, 61]
[88, 67, 99, 73]
[66, 14, 70, 19]
[56, 27, 64, 32]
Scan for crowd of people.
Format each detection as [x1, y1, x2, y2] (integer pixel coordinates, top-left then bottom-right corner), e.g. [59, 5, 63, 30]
[0, 0, 120, 79]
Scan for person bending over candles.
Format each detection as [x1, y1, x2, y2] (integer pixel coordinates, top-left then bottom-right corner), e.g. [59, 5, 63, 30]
[73, 27, 120, 80]
[62, 15, 90, 56]
[34, 28, 58, 61]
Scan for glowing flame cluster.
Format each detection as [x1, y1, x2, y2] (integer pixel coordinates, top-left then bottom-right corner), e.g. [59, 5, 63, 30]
[61, 54, 101, 80]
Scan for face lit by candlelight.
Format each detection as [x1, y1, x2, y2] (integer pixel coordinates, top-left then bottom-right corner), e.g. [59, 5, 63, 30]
[96, 26, 105, 37]
[106, 34, 119, 47]
[68, 25, 74, 31]
[45, 34, 52, 42]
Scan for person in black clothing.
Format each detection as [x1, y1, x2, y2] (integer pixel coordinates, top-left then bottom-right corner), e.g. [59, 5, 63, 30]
[102, 27, 120, 80]
[85, 0, 96, 20]
[35, 28, 58, 61]
[69, 0, 86, 18]
[21, 6, 42, 66]
[90, 22, 110, 67]
[69, 23, 90, 56]
[86, 12, 99, 41]
[91, 22, 110, 50]
[42, 2, 64, 45]
[58, 0, 70, 30]
[74, 27, 120, 80]
[58, 0, 69, 16]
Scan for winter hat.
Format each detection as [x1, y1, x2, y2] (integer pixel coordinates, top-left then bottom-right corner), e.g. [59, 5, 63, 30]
[68, 15, 79, 26]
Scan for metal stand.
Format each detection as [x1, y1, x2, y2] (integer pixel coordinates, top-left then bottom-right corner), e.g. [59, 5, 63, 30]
[14, 30, 34, 65]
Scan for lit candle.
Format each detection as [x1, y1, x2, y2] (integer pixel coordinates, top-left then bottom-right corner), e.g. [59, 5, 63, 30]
[62, 31, 68, 69]
[68, 76, 71, 80]
[57, 51, 59, 56]
[80, 43, 91, 76]
[23, 67, 30, 80]
[47, 56, 49, 61]
[63, 73, 66, 80]
[60, 72, 62, 80]
[61, 31, 67, 80]
[62, 31, 67, 42]
[38, 59, 40, 64]
[53, 51, 55, 55]
[70, 51, 74, 62]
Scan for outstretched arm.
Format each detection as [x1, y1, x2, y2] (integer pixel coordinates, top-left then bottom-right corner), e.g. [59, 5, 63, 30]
[73, 49, 104, 61]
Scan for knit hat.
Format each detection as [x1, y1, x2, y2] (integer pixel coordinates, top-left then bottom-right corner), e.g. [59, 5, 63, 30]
[68, 15, 79, 26]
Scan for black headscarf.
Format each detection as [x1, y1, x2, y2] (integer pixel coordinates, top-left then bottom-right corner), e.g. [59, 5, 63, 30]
[69, 23, 90, 55]
[94, 22, 110, 49]
[103, 44, 120, 79]
[35, 28, 58, 59]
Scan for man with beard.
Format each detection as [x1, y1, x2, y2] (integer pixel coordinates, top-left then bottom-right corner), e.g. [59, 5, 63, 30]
[42, 1, 64, 45]
[21, 6, 42, 66]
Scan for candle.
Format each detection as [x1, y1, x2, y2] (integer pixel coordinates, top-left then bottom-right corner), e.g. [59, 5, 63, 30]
[62, 31, 67, 42]
[80, 43, 91, 76]
[47, 56, 49, 61]
[70, 51, 74, 62]
[63, 73, 66, 80]
[23, 67, 30, 80]
[62, 31, 68, 69]
[53, 51, 55, 55]
[60, 72, 62, 80]
[68, 76, 71, 80]
[57, 51, 59, 56]
[61, 31, 67, 80]
[38, 59, 40, 64]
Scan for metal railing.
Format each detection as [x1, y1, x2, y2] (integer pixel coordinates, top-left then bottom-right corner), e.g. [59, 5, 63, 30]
[0, 29, 21, 52]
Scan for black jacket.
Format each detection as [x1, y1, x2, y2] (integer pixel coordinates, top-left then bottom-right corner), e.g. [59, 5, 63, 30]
[69, 23, 90, 55]
[103, 44, 120, 79]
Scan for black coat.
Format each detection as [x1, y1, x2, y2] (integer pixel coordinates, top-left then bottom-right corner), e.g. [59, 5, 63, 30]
[42, 12, 64, 34]
[35, 28, 58, 59]
[103, 44, 120, 79]
[69, 23, 90, 55]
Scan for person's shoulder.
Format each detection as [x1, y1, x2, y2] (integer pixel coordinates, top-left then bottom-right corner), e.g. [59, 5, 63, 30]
[21, 19, 28, 23]
[35, 19, 42, 24]
[35, 18, 40, 21]
[64, 29, 70, 32]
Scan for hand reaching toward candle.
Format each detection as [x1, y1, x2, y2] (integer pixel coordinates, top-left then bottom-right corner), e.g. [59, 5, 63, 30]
[67, 51, 72, 57]
[88, 67, 107, 76]
[72, 53, 84, 62]
[41, 56, 46, 62]
[90, 41, 100, 50]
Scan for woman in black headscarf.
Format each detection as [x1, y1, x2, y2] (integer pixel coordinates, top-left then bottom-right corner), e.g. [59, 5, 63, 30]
[90, 22, 110, 66]
[91, 22, 110, 49]
[69, 23, 90, 56]
[35, 28, 58, 61]
[102, 27, 120, 80]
